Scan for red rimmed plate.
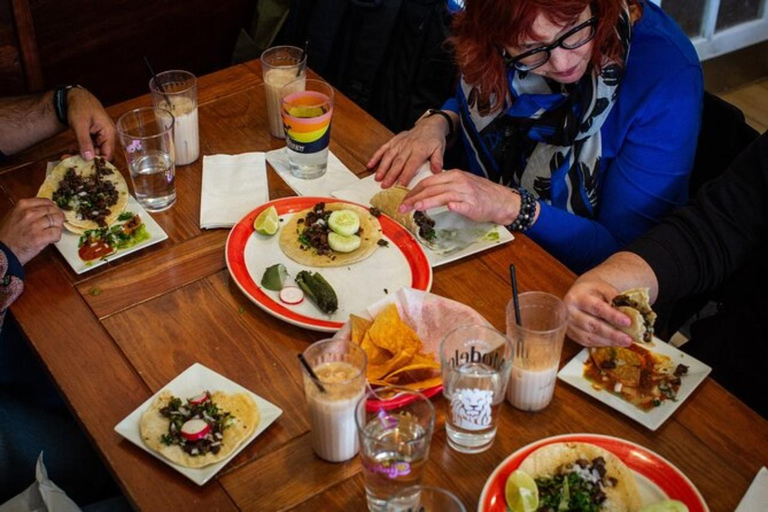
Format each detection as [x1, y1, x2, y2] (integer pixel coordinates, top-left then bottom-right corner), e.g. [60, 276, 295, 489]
[226, 197, 433, 332]
[479, 433, 708, 512]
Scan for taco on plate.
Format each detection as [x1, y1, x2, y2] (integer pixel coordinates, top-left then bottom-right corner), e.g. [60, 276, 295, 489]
[611, 288, 657, 344]
[37, 155, 129, 234]
[370, 185, 496, 254]
[519, 442, 642, 511]
[139, 390, 259, 468]
[279, 201, 382, 267]
[370, 186, 437, 249]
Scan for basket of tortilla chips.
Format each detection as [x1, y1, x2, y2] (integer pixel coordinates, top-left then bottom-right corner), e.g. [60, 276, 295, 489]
[334, 288, 490, 409]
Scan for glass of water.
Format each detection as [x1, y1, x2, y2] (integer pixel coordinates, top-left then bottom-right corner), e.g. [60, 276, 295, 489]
[116, 107, 176, 212]
[356, 387, 435, 512]
[439, 324, 512, 454]
[280, 78, 334, 179]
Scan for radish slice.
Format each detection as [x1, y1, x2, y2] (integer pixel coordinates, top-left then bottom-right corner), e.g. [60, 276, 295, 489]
[180, 419, 211, 441]
[279, 286, 304, 305]
[189, 392, 210, 405]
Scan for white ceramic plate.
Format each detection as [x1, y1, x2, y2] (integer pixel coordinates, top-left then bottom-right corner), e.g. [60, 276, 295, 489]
[330, 166, 514, 267]
[114, 363, 283, 486]
[53, 195, 168, 274]
[557, 340, 711, 431]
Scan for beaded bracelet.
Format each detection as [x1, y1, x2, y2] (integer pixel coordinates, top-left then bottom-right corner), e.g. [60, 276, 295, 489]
[507, 187, 537, 232]
[53, 85, 81, 126]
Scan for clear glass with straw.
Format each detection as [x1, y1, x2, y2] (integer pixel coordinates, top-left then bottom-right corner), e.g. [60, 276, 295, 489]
[505, 291, 569, 411]
[300, 339, 367, 462]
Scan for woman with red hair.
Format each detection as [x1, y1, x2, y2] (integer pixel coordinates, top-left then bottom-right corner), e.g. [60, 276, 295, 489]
[368, 0, 702, 273]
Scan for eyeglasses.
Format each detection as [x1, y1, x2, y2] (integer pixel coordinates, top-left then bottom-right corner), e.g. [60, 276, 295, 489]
[504, 16, 598, 72]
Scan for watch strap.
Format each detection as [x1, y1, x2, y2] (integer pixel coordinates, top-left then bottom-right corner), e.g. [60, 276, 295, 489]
[421, 108, 456, 142]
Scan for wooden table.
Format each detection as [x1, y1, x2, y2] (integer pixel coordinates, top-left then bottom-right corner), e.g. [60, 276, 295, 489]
[2, 62, 766, 511]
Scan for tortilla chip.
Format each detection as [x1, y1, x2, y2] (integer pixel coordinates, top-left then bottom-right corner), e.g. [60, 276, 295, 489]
[350, 304, 442, 392]
[350, 314, 373, 345]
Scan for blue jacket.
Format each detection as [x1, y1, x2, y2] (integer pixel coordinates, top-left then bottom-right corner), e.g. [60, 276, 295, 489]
[444, 2, 703, 273]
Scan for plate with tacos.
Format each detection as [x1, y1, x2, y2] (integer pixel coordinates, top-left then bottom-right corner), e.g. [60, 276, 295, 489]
[38, 156, 168, 274]
[226, 196, 433, 332]
[331, 165, 514, 267]
[479, 433, 708, 512]
[114, 363, 282, 485]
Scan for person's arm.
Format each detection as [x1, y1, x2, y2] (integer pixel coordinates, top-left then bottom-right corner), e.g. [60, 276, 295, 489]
[0, 91, 61, 155]
[627, 131, 768, 303]
[565, 251, 657, 347]
[526, 64, 703, 274]
[0, 87, 115, 160]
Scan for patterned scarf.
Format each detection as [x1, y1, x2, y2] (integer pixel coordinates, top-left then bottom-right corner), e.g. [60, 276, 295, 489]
[457, 5, 634, 218]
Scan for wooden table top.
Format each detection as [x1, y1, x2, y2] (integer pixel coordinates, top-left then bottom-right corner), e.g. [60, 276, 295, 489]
[2, 61, 766, 512]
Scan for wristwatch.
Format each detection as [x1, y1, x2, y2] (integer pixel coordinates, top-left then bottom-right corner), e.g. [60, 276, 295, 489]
[419, 108, 456, 141]
[53, 84, 83, 126]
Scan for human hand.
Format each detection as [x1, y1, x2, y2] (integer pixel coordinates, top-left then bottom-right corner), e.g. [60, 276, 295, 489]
[397, 170, 521, 225]
[367, 116, 449, 188]
[0, 198, 65, 266]
[67, 88, 116, 161]
[564, 274, 634, 347]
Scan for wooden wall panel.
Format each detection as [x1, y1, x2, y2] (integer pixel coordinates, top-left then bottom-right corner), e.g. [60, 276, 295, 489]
[16, 0, 256, 106]
[0, 0, 26, 95]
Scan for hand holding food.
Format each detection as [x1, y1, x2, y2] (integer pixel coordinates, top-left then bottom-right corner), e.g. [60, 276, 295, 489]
[565, 276, 635, 348]
[367, 115, 449, 188]
[0, 197, 65, 265]
[397, 169, 523, 226]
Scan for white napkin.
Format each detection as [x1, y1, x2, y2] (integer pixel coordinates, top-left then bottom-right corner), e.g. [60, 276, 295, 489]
[200, 153, 269, 229]
[266, 148, 359, 197]
[736, 467, 768, 512]
[0, 453, 82, 512]
[331, 162, 434, 206]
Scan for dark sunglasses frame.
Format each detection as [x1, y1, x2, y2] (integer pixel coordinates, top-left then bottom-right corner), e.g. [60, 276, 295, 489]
[504, 16, 599, 72]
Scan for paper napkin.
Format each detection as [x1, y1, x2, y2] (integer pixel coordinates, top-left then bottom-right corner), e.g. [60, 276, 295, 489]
[736, 467, 768, 512]
[266, 148, 359, 197]
[200, 152, 269, 229]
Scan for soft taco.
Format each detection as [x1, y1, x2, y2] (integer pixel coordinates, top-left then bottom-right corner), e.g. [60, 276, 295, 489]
[370, 186, 437, 249]
[519, 442, 642, 511]
[279, 201, 382, 267]
[370, 185, 495, 254]
[139, 390, 259, 468]
[37, 155, 129, 234]
[611, 288, 657, 344]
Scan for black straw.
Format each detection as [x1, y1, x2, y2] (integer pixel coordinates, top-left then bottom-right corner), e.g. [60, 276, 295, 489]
[143, 56, 171, 104]
[297, 353, 326, 393]
[509, 263, 521, 327]
[297, 40, 309, 77]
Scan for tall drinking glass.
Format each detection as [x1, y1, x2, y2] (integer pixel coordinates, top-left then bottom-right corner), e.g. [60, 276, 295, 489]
[116, 107, 176, 212]
[440, 325, 512, 454]
[505, 292, 569, 411]
[280, 78, 334, 179]
[300, 339, 367, 463]
[261, 45, 306, 138]
[149, 70, 199, 166]
[356, 387, 435, 512]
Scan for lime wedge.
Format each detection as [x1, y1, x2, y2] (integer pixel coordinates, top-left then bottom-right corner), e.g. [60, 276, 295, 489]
[261, 264, 289, 291]
[505, 470, 539, 512]
[254, 206, 279, 236]
[639, 501, 689, 512]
